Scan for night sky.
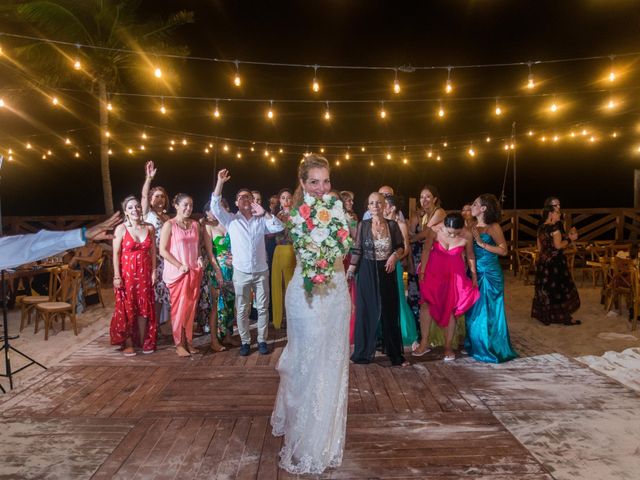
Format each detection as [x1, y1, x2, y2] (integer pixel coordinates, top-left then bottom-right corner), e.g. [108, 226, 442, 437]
[2, 0, 640, 217]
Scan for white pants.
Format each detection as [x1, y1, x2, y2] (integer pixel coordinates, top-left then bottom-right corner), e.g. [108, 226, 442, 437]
[233, 269, 270, 344]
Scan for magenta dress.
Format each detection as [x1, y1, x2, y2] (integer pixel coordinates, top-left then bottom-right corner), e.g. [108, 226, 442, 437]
[419, 241, 479, 327]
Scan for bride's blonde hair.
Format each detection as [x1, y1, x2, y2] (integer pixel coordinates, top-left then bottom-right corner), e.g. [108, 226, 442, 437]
[292, 154, 330, 206]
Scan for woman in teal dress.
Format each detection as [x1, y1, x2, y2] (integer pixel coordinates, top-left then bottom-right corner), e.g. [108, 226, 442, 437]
[384, 195, 418, 346]
[465, 194, 518, 363]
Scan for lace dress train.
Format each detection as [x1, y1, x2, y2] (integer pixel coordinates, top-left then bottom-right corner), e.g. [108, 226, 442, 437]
[271, 261, 351, 475]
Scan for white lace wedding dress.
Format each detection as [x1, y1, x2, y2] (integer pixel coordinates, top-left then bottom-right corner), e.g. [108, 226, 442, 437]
[271, 259, 351, 475]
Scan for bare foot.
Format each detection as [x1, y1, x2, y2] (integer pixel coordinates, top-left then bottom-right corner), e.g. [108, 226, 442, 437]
[123, 347, 136, 357]
[186, 344, 199, 354]
[210, 339, 227, 352]
[176, 345, 191, 357]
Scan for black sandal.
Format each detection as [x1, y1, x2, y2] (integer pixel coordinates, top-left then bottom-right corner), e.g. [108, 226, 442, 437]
[563, 319, 582, 326]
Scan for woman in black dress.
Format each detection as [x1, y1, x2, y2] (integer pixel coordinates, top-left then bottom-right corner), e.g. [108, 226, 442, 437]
[531, 205, 581, 325]
[347, 192, 408, 366]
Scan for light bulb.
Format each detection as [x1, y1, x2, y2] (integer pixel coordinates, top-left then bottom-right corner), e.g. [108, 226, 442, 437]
[75, 152, 80, 158]
[369, 160, 374, 167]
[169, 146, 174, 151]
[264, 149, 269, 157]
[345, 153, 350, 160]
[443, 141, 448, 147]
[393, 79, 401, 94]
[0, 98, 4, 108]
[550, 103, 558, 113]
[553, 135, 559, 142]
[108, 149, 113, 155]
[223, 144, 229, 152]
[581, 129, 588, 136]
[386, 153, 392, 160]
[42, 154, 47, 159]
[427, 151, 433, 158]
[445, 80, 453, 94]
[402, 157, 408, 164]
[541, 136, 547, 142]
[140, 145, 146, 150]
[468, 147, 476, 157]
[170, 140, 175, 145]
[436, 155, 441, 161]
[142, 133, 147, 140]
[361, 146, 366, 152]
[612, 131, 618, 138]
[320, 148, 325, 153]
[267, 108, 274, 119]
[127, 148, 133, 154]
[495, 106, 502, 116]
[154, 67, 162, 78]
[486, 137, 491, 143]
[380, 108, 386, 119]
[250, 146, 255, 152]
[609, 70, 616, 82]
[106, 102, 113, 111]
[527, 76, 535, 89]
[589, 136, 596, 143]
[312, 78, 320, 92]
[47, 150, 52, 155]
[73, 59, 81, 70]
[237, 152, 242, 159]
[160, 105, 166, 115]
[324, 109, 331, 120]
[504, 144, 510, 151]
[510, 144, 515, 150]
[65, 138, 71, 145]
[528, 130, 534, 136]
[234, 73, 241, 87]
[607, 99, 616, 109]
[182, 139, 187, 146]
[209, 143, 214, 148]
[438, 107, 445, 118]
[270, 156, 276, 163]
[52, 96, 59, 106]
[205, 148, 210, 153]
[279, 148, 284, 153]
[26, 142, 32, 149]
[105, 131, 110, 138]
[336, 160, 340, 166]
[213, 107, 220, 118]
[570, 131, 576, 138]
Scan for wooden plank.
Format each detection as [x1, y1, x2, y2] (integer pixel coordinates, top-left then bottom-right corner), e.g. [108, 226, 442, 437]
[216, 416, 253, 478]
[174, 418, 221, 478]
[351, 364, 378, 413]
[378, 366, 412, 413]
[236, 416, 269, 480]
[256, 423, 281, 480]
[194, 418, 237, 479]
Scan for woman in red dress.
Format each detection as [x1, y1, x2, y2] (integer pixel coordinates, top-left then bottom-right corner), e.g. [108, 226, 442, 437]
[110, 195, 157, 356]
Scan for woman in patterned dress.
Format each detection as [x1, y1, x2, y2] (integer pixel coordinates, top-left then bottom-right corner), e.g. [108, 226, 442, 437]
[110, 196, 157, 356]
[531, 205, 581, 325]
[271, 188, 296, 330]
[141, 161, 171, 329]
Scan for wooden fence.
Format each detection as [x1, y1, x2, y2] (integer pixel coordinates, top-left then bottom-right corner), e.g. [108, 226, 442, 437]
[4, 209, 640, 271]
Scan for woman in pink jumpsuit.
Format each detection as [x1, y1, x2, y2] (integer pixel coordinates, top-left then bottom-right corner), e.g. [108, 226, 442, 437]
[160, 193, 203, 357]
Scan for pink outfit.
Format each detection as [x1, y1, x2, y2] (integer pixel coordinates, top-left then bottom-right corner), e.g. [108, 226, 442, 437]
[419, 241, 479, 327]
[162, 220, 202, 346]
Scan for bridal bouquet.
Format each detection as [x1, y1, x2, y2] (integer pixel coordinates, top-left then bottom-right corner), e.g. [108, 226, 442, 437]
[287, 193, 353, 295]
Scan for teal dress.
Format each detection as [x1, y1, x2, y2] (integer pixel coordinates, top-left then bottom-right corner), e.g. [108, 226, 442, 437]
[213, 234, 235, 338]
[464, 233, 518, 363]
[396, 261, 418, 346]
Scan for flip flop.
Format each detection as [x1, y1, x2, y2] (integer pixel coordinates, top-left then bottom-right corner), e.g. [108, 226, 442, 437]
[443, 353, 456, 362]
[412, 346, 432, 357]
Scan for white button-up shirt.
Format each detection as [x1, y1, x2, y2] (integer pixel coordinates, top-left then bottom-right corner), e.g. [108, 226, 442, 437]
[0, 229, 85, 270]
[211, 193, 284, 274]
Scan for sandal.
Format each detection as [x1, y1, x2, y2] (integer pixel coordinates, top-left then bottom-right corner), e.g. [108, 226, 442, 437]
[210, 342, 227, 352]
[412, 345, 432, 357]
[563, 319, 582, 326]
[443, 353, 456, 362]
[123, 347, 136, 357]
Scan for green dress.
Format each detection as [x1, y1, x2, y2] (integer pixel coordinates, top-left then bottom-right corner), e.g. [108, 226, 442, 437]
[213, 234, 235, 338]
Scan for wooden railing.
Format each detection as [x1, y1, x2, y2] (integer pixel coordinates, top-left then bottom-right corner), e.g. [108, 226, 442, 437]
[4, 209, 640, 271]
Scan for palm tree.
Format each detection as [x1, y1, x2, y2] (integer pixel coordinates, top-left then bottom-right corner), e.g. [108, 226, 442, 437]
[10, 0, 194, 213]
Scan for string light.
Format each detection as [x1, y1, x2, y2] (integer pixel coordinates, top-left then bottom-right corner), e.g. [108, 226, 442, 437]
[528, 130, 534, 136]
[526, 62, 535, 89]
[467, 145, 476, 157]
[335, 160, 341, 166]
[402, 157, 408, 164]
[106, 102, 113, 111]
[442, 141, 448, 147]
[140, 145, 146, 150]
[270, 156, 276, 163]
[608, 55, 616, 82]
[26, 142, 32, 149]
[169, 146, 174, 151]
[233, 60, 241, 87]
[236, 152, 242, 159]
[437, 101, 445, 118]
[47, 149, 52, 155]
[320, 147, 325, 153]
[549, 102, 558, 113]
[0, 98, 4, 108]
[427, 150, 433, 158]
[142, 132, 148, 140]
[108, 149, 113, 155]
[73, 59, 81, 70]
[42, 154, 46, 159]
[127, 148, 133, 154]
[279, 147, 284, 153]
[386, 152, 392, 160]
[51, 96, 60, 106]
[312, 65, 320, 93]
[213, 100, 221, 118]
[445, 66, 453, 94]
[369, 160, 374, 167]
[361, 146, 366, 152]
[612, 131, 619, 138]
[486, 137, 491, 142]
[182, 138, 187, 146]
[223, 144, 229, 152]
[393, 69, 401, 94]
[494, 98, 502, 116]
[75, 151, 80, 158]
[204, 147, 210, 153]
[379, 101, 387, 119]
[160, 98, 166, 115]
[65, 138, 71, 145]
[324, 102, 331, 121]
[436, 154, 441, 161]
[154, 67, 162, 78]
[267, 100, 275, 119]
[553, 135, 559, 142]
[264, 148, 269, 157]
[170, 139, 175, 145]
[345, 152, 350, 160]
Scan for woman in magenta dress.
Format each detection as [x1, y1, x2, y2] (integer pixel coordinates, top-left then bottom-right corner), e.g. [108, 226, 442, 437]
[413, 213, 479, 361]
[160, 193, 204, 357]
[110, 196, 157, 356]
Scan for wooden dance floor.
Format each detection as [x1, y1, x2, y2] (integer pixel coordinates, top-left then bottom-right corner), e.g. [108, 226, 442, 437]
[1, 329, 639, 479]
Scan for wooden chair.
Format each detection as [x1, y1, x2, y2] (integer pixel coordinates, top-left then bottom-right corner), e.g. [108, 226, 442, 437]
[582, 244, 609, 287]
[20, 266, 67, 331]
[608, 243, 632, 259]
[79, 256, 105, 308]
[515, 247, 538, 285]
[606, 257, 635, 315]
[35, 269, 81, 340]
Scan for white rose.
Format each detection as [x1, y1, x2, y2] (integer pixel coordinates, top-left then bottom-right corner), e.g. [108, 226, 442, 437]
[310, 227, 330, 244]
[322, 194, 332, 202]
[304, 193, 316, 206]
[292, 213, 305, 225]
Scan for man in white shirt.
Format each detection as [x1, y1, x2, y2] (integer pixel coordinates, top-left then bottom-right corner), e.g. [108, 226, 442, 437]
[0, 212, 121, 271]
[211, 169, 284, 356]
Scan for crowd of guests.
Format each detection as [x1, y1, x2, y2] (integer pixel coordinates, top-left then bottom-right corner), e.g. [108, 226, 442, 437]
[109, 158, 581, 364]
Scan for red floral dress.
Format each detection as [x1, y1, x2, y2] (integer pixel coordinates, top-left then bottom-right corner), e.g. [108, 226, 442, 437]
[110, 228, 157, 351]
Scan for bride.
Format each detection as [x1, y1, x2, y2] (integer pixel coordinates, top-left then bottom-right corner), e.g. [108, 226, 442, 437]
[271, 154, 351, 475]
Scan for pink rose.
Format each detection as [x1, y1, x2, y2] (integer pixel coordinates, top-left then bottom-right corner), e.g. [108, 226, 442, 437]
[306, 218, 315, 230]
[299, 203, 311, 219]
[316, 259, 329, 269]
[337, 228, 349, 242]
[312, 274, 327, 284]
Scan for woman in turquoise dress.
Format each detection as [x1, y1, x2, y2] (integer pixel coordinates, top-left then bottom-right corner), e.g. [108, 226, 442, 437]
[465, 194, 518, 363]
[384, 195, 418, 346]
